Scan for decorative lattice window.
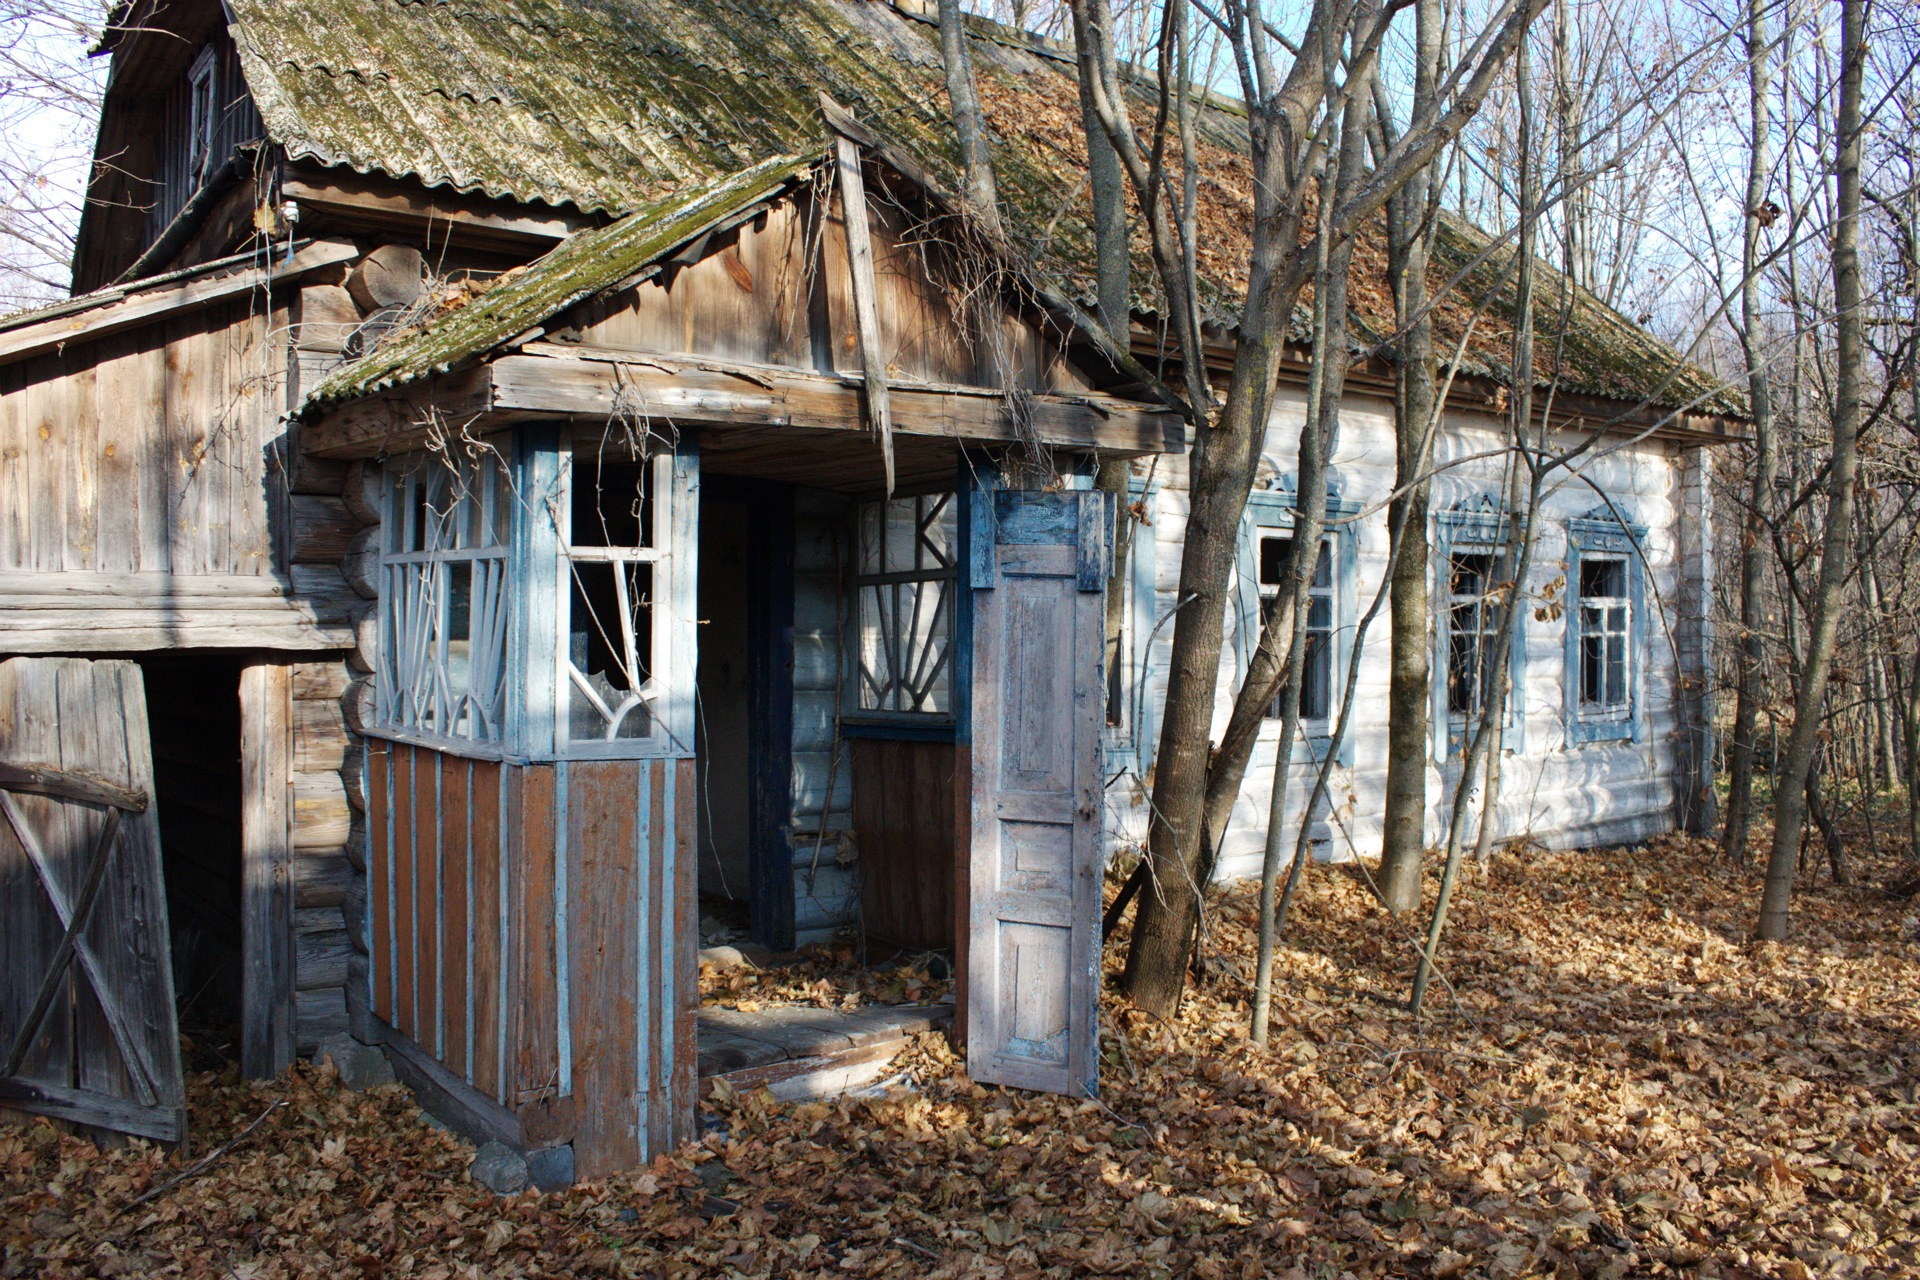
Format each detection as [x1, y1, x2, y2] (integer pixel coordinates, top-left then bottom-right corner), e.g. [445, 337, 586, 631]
[376, 450, 513, 748]
[559, 445, 672, 751]
[852, 492, 957, 718]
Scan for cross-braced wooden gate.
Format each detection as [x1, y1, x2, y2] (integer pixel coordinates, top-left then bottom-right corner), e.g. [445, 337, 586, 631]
[0, 657, 185, 1144]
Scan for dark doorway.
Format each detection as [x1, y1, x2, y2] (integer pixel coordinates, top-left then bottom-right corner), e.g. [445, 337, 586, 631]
[134, 653, 246, 1067]
[696, 480, 796, 951]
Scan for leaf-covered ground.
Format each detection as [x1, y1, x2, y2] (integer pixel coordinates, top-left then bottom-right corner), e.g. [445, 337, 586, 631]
[6, 828, 1918, 1279]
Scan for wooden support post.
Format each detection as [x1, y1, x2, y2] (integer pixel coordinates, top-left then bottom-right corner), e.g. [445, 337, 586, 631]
[241, 662, 296, 1078]
[831, 129, 896, 495]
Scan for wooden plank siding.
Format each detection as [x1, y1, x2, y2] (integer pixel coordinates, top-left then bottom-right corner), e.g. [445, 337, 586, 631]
[366, 743, 694, 1171]
[360, 744, 691, 1174]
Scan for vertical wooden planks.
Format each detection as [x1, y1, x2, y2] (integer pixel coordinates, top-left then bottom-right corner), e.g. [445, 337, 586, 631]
[239, 662, 295, 1078]
[368, 741, 392, 1024]
[441, 758, 470, 1080]
[391, 744, 416, 1041]
[566, 760, 640, 1179]
[417, 751, 441, 1056]
[469, 758, 502, 1101]
[514, 763, 558, 1104]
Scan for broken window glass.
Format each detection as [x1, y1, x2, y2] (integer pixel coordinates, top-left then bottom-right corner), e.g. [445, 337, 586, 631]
[562, 450, 665, 747]
[853, 492, 956, 717]
[377, 448, 512, 747]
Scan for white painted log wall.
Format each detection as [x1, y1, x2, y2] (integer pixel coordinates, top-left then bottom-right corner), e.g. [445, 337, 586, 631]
[1104, 384, 1706, 880]
[790, 488, 859, 944]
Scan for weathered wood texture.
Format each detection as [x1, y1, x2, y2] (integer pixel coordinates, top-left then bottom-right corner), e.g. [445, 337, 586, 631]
[850, 738, 958, 953]
[287, 657, 360, 1056]
[0, 243, 370, 653]
[0, 657, 186, 1144]
[365, 741, 695, 1175]
[968, 493, 1106, 1098]
[239, 662, 295, 1076]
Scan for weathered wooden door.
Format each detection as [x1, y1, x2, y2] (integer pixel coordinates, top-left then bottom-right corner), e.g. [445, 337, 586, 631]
[0, 657, 185, 1143]
[967, 489, 1109, 1096]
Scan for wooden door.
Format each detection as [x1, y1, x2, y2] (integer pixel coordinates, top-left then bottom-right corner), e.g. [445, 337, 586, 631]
[0, 657, 185, 1143]
[967, 489, 1109, 1096]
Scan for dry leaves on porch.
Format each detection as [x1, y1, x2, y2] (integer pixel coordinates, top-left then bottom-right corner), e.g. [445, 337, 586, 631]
[5, 823, 1917, 1279]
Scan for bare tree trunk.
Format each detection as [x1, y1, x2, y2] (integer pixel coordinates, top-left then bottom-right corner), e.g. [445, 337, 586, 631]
[1376, 0, 1443, 916]
[1722, 0, 1777, 865]
[936, 0, 1004, 239]
[1756, 0, 1866, 941]
[1857, 526, 1898, 793]
[1252, 72, 1367, 1042]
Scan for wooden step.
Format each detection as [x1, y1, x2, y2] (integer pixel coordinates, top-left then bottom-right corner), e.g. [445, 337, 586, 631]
[697, 1002, 951, 1101]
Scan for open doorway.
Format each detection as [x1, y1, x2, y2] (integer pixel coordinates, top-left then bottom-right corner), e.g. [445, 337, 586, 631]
[134, 653, 246, 1072]
[695, 480, 796, 953]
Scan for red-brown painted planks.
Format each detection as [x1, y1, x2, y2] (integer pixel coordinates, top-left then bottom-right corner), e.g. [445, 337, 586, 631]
[646, 760, 670, 1155]
[469, 758, 502, 1102]
[368, 741, 392, 1024]
[514, 763, 558, 1104]
[415, 751, 441, 1056]
[440, 757, 470, 1080]
[566, 760, 641, 1179]
[851, 738, 960, 952]
[391, 744, 416, 1040]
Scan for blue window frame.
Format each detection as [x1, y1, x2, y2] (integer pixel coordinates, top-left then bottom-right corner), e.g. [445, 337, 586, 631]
[1432, 496, 1527, 760]
[1233, 479, 1361, 765]
[1564, 506, 1648, 745]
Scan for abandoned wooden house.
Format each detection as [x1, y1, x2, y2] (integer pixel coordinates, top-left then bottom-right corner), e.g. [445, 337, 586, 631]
[0, 0, 1734, 1178]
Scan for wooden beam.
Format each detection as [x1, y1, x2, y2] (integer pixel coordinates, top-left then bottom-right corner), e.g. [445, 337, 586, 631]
[0, 239, 360, 367]
[281, 168, 594, 251]
[0, 763, 147, 812]
[240, 662, 296, 1080]
[300, 350, 1183, 459]
[831, 132, 895, 494]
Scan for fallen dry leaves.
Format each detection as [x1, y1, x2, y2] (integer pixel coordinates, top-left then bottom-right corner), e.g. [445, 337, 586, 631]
[5, 825, 1917, 1279]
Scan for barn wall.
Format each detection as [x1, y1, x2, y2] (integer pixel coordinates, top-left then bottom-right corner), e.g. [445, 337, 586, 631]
[365, 742, 697, 1178]
[1106, 385, 1709, 876]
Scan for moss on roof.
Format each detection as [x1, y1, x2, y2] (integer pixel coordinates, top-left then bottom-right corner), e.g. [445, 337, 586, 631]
[242, 0, 1737, 416]
[305, 154, 812, 406]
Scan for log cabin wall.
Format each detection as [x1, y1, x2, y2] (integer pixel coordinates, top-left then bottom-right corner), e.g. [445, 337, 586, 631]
[366, 743, 697, 1179]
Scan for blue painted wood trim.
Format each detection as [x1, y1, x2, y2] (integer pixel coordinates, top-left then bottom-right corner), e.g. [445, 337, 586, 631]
[841, 719, 959, 743]
[1564, 514, 1650, 746]
[554, 760, 572, 1096]
[512, 426, 564, 760]
[956, 456, 998, 746]
[1238, 482, 1362, 766]
[1433, 503, 1529, 761]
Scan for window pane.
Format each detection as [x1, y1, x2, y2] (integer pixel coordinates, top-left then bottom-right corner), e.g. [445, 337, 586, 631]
[571, 457, 651, 548]
[1452, 552, 1490, 597]
[1260, 536, 1291, 586]
[567, 561, 654, 741]
[1302, 633, 1330, 721]
[1307, 596, 1332, 629]
[1448, 610, 1481, 715]
[1312, 541, 1332, 588]
[919, 493, 956, 569]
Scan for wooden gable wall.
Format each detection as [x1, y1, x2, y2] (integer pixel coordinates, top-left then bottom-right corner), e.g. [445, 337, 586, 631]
[560, 187, 1096, 398]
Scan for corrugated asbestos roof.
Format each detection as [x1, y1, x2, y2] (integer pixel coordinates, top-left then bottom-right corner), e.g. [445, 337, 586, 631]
[306, 154, 812, 405]
[235, 0, 1738, 416]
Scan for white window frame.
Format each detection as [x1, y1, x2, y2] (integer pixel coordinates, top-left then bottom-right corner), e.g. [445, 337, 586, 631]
[374, 448, 513, 753]
[1256, 531, 1337, 737]
[1564, 506, 1648, 746]
[1575, 556, 1632, 720]
[553, 439, 678, 757]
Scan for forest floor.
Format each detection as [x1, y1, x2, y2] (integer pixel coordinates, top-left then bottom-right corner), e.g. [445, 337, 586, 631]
[5, 823, 1918, 1279]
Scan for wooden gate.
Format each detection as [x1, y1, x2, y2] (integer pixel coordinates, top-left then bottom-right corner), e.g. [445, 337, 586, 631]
[0, 657, 185, 1143]
[967, 489, 1110, 1096]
